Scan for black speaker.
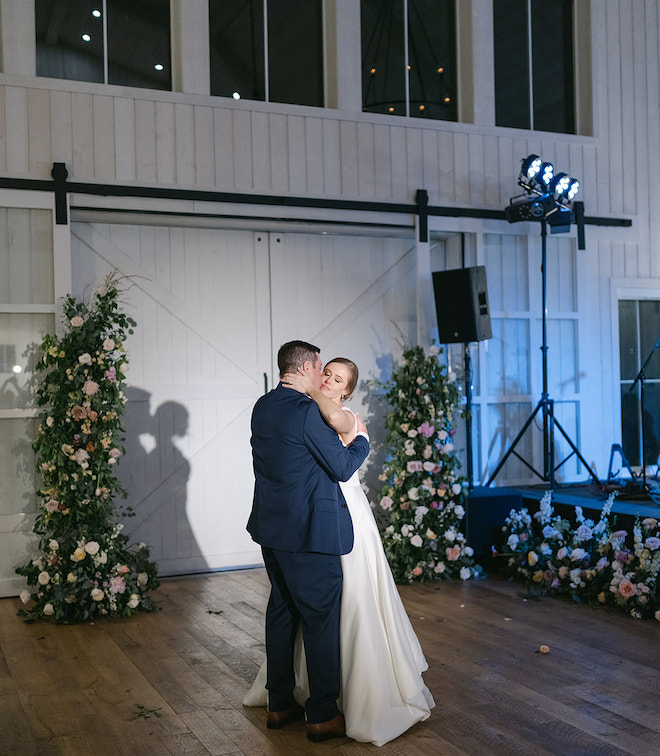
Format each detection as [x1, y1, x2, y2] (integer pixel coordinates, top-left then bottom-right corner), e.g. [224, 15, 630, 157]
[432, 266, 492, 343]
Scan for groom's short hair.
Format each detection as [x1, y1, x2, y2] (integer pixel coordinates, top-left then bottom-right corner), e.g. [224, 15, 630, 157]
[278, 340, 320, 376]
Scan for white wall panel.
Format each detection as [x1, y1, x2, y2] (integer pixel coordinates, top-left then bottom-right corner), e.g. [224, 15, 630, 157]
[70, 222, 272, 575]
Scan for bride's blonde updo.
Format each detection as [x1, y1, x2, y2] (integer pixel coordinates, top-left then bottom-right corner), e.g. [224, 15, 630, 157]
[326, 357, 359, 401]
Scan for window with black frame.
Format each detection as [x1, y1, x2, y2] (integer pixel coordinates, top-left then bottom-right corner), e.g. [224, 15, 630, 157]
[209, 0, 324, 107]
[361, 0, 457, 121]
[493, 0, 575, 133]
[619, 299, 660, 470]
[35, 0, 171, 91]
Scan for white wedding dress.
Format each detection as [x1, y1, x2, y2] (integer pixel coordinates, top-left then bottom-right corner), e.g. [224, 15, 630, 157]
[243, 409, 435, 746]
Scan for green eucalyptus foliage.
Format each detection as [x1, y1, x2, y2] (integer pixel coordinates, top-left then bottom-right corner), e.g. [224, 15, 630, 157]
[16, 271, 159, 622]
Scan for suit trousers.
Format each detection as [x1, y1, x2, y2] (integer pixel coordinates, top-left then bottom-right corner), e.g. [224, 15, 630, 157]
[261, 546, 342, 724]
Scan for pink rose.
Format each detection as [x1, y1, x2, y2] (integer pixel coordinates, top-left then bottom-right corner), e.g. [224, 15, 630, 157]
[82, 380, 99, 396]
[109, 576, 126, 595]
[618, 579, 637, 599]
[417, 421, 435, 438]
[446, 545, 461, 561]
[104, 366, 118, 383]
[412, 566, 423, 576]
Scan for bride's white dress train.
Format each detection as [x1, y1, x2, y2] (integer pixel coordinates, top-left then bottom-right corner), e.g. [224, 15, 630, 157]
[243, 457, 435, 746]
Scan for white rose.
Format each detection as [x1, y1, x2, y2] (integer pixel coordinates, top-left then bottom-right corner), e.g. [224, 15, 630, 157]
[452, 483, 462, 495]
[102, 338, 115, 351]
[127, 594, 140, 609]
[78, 352, 93, 365]
[91, 588, 105, 601]
[410, 534, 423, 547]
[38, 570, 51, 585]
[454, 504, 465, 518]
[460, 566, 472, 581]
[137, 572, 148, 586]
[43, 603, 55, 616]
[84, 541, 100, 555]
[20, 590, 31, 605]
[67, 572, 77, 583]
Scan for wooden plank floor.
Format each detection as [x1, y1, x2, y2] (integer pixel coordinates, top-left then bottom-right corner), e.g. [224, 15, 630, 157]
[1, 569, 658, 756]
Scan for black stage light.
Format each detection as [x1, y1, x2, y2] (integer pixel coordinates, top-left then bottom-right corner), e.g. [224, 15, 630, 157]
[505, 193, 558, 223]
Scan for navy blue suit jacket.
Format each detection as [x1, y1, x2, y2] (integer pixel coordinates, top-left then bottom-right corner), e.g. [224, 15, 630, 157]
[248, 382, 370, 555]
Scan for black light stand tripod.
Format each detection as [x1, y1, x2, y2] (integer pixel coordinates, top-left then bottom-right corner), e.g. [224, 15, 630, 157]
[627, 333, 660, 495]
[486, 219, 600, 488]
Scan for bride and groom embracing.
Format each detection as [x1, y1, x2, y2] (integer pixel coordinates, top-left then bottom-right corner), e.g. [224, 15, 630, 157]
[244, 340, 434, 746]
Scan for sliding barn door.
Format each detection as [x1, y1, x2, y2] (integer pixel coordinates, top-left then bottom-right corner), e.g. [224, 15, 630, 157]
[269, 231, 418, 491]
[69, 223, 418, 576]
[71, 223, 271, 575]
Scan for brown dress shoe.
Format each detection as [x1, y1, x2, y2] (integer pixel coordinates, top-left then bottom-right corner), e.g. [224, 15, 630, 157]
[306, 713, 346, 742]
[266, 702, 305, 730]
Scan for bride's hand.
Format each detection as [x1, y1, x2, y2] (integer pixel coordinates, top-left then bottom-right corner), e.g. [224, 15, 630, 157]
[281, 371, 313, 394]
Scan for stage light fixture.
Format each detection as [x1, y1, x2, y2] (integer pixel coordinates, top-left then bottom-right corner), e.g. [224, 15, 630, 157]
[532, 162, 555, 192]
[505, 193, 558, 223]
[506, 155, 580, 229]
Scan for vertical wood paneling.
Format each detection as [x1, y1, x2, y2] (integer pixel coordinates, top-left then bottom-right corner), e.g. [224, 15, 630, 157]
[373, 123, 393, 199]
[604, 1, 623, 216]
[232, 110, 253, 190]
[114, 97, 136, 182]
[0, 87, 6, 173]
[357, 121, 376, 197]
[305, 117, 324, 196]
[468, 134, 485, 206]
[193, 106, 214, 188]
[92, 95, 115, 179]
[452, 132, 469, 205]
[420, 128, 439, 202]
[405, 128, 424, 197]
[174, 103, 195, 186]
[267, 113, 288, 190]
[287, 115, 306, 195]
[213, 107, 235, 189]
[154, 101, 175, 185]
[250, 111, 270, 191]
[619, 2, 637, 219]
[50, 89, 73, 166]
[390, 125, 408, 199]
[321, 118, 341, 196]
[27, 88, 51, 175]
[71, 92, 94, 178]
[5, 85, 28, 174]
[436, 129, 454, 204]
[339, 120, 358, 195]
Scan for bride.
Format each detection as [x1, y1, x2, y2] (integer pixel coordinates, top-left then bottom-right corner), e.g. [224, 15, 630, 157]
[244, 357, 435, 746]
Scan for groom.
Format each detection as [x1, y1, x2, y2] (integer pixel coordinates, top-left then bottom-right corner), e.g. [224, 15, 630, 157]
[248, 340, 369, 742]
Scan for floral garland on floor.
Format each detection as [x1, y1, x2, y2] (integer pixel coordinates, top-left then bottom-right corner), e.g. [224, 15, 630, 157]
[501, 491, 660, 620]
[16, 271, 160, 623]
[372, 345, 480, 583]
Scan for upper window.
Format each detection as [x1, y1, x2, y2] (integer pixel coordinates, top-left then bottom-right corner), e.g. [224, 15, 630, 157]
[209, 0, 324, 107]
[494, 0, 575, 133]
[361, 0, 457, 121]
[35, 0, 171, 91]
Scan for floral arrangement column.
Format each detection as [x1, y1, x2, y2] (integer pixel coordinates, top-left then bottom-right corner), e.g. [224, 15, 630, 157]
[16, 271, 159, 622]
[374, 345, 480, 583]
